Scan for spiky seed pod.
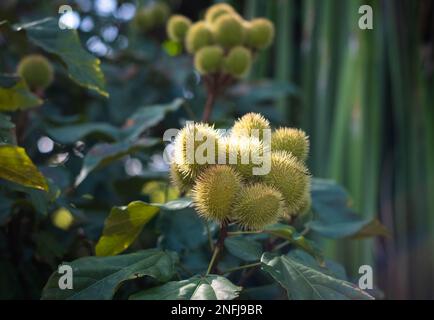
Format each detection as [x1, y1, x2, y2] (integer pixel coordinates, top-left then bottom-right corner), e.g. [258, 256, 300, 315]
[17, 54, 54, 90]
[133, 7, 154, 32]
[271, 127, 310, 162]
[149, 2, 170, 26]
[194, 46, 224, 74]
[219, 136, 267, 180]
[166, 15, 192, 42]
[173, 122, 221, 179]
[192, 165, 243, 222]
[223, 46, 252, 78]
[245, 18, 275, 49]
[185, 22, 213, 53]
[233, 183, 284, 230]
[205, 3, 236, 24]
[262, 151, 311, 213]
[170, 163, 195, 193]
[212, 15, 244, 48]
[231, 112, 271, 140]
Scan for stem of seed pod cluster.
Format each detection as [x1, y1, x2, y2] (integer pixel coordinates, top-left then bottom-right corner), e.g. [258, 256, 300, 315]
[206, 220, 228, 274]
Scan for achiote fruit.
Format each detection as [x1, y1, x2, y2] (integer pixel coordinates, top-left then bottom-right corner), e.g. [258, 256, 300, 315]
[167, 15, 192, 42]
[271, 127, 310, 162]
[223, 46, 252, 78]
[17, 54, 54, 90]
[212, 15, 244, 49]
[192, 165, 242, 222]
[185, 22, 213, 53]
[205, 3, 235, 24]
[194, 46, 224, 74]
[133, 2, 170, 33]
[245, 18, 275, 49]
[231, 112, 270, 140]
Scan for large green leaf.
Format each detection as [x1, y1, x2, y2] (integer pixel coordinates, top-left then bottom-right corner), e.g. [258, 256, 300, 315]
[121, 98, 184, 140]
[41, 249, 178, 300]
[96, 198, 192, 257]
[130, 275, 241, 300]
[224, 237, 262, 262]
[261, 253, 373, 300]
[46, 123, 120, 144]
[14, 18, 108, 97]
[74, 138, 158, 186]
[0, 74, 42, 111]
[308, 179, 389, 239]
[0, 144, 48, 191]
[263, 223, 323, 262]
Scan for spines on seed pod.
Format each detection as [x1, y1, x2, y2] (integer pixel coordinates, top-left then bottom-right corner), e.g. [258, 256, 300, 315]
[233, 183, 285, 230]
[231, 112, 271, 140]
[192, 165, 243, 222]
[205, 3, 236, 24]
[271, 127, 310, 162]
[245, 18, 275, 49]
[185, 21, 214, 53]
[170, 163, 195, 193]
[17, 54, 54, 90]
[212, 15, 245, 49]
[223, 46, 252, 78]
[166, 14, 192, 42]
[262, 151, 311, 213]
[194, 45, 224, 74]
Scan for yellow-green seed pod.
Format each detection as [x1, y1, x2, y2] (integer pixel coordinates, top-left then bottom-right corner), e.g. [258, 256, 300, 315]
[213, 15, 244, 48]
[245, 18, 275, 49]
[149, 2, 170, 26]
[271, 127, 310, 162]
[173, 122, 221, 179]
[231, 112, 270, 140]
[262, 151, 310, 213]
[133, 7, 154, 32]
[170, 163, 195, 193]
[219, 136, 267, 180]
[192, 165, 243, 222]
[185, 21, 213, 53]
[205, 3, 236, 24]
[194, 45, 224, 74]
[223, 45, 252, 78]
[17, 54, 54, 90]
[166, 14, 192, 42]
[233, 183, 284, 230]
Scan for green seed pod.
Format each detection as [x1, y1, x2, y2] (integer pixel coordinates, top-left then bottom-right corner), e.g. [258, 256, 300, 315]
[262, 151, 310, 213]
[173, 122, 220, 179]
[213, 15, 244, 48]
[192, 165, 242, 222]
[185, 22, 213, 53]
[219, 136, 267, 180]
[271, 127, 310, 162]
[133, 7, 154, 32]
[223, 45, 252, 78]
[166, 14, 192, 42]
[17, 54, 54, 90]
[245, 18, 275, 49]
[205, 3, 236, 24]
[194, 45, 224, 74]
[149, 2, 170, 26]
[231, 112, 270, 140]
[170, 163, 195, 193]
[233, 183, 284, 230]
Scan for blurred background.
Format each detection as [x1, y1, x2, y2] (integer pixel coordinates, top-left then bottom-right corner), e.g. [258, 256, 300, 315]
[1, 0, 433, 299]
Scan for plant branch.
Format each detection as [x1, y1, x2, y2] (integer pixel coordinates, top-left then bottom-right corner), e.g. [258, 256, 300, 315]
[206, 220, 228, 274]
[221, 262, 261, 274]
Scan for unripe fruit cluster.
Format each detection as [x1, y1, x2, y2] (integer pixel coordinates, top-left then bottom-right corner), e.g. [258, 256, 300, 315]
[166, 3, 275, 78]
[17, 54, 54, 90]
[170, 113, 311, 230]
[133, 1, 170, 33]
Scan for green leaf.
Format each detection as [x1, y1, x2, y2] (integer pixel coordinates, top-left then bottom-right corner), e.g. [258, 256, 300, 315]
[0, 74, 42, 111]
[95, 201, 160, 257]
[224, 237, 262, 262]
[46, 122, 120, 144]
[260, 253, 373, 300]
[130, 275, 241, 300]
[14, 18, 108, 97]
[121, 98, 184, 140]
[75, 138, 158, 186]
[308, 179, 389, 239]
[41, 249, 178, 300]
[0, 144, 48, 191]
[263, 223, 323, 263]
